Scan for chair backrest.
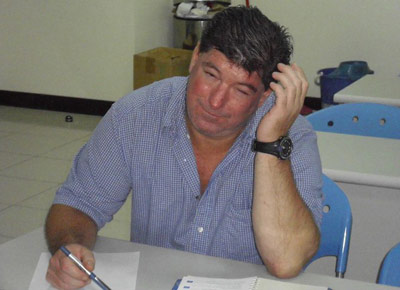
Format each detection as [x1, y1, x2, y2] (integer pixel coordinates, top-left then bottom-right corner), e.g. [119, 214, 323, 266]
[307, 103, 400, 139]
[378, 242, 400, 286]
[306, 174, 353, 278]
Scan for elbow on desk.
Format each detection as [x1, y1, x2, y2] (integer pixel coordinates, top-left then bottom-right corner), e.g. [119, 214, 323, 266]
[263, 236, 320, 279]
[265, 261, 304, 279]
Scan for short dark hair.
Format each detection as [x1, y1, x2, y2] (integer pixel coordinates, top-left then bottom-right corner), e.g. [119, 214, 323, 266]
[199, 6, 293, 89]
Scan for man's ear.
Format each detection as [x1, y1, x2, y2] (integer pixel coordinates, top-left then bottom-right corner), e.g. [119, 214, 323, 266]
[189, 42, 200, 73]
[258, 88, 272, 108]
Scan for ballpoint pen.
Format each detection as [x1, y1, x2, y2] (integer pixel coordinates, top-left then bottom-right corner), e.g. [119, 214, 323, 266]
[60, 246, 112, 290]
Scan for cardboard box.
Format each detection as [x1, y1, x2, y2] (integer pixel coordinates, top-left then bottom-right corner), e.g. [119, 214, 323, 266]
[134, 47, 193, 89]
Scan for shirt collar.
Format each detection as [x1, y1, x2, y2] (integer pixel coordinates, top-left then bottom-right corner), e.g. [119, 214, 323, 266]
[162, 77, 188, 131]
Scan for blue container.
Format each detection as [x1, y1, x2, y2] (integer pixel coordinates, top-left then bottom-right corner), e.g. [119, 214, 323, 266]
[316, 61, 374, 107]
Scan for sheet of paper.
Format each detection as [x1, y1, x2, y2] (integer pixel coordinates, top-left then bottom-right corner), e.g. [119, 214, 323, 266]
[176, 276, 328, 290]
[255, 277, 328, 290]
[28, 251, 140, 290]
[177, 276, 257, 290]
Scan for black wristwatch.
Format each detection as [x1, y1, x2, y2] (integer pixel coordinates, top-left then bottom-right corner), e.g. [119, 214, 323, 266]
[252, 136, 293, 160]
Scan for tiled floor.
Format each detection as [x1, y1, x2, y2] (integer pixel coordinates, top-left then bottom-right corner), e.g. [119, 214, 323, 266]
[0, 105, 131, 245]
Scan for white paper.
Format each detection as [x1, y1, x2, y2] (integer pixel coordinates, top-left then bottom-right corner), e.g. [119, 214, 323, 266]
[177, 276, 257, 290]
[177, 276, 328, 290]
[255, 277, 328, 290]
[28, 251, 140, 290]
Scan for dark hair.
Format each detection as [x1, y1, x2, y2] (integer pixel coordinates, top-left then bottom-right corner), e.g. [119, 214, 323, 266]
[199, 6, 293, 89]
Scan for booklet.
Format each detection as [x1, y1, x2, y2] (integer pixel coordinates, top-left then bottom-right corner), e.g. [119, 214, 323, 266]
[174, 275, 330, 290]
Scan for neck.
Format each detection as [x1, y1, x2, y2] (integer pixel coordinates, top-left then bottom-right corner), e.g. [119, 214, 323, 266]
[186, 119, 240, 154]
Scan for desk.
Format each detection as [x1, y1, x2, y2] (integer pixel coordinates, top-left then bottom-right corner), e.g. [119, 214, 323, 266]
[310, 131, 400, 283]
[0, 228, 395, 290]
[316, 131, 400, 189]
[334, 75, 400, 106]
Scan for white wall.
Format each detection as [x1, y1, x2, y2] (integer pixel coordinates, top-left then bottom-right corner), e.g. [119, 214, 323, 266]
[0, 0, 173, 101]
[1, 1, 400, 100]
[251, 0, 400, 97]
[134, 1, 174, 53]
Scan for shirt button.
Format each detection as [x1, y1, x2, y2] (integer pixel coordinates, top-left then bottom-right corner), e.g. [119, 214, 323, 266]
[197, 227, 204, 233]
[183, 158, 187, 162]
[186, 133, 190, 139]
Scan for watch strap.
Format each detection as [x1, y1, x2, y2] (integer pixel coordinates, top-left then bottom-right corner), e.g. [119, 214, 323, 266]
[251, 136, 293, 160]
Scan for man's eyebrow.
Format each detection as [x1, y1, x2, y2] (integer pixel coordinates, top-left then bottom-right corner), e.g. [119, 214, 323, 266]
[203, 61, 258, 93]
[203, 61, 220, 72]
[237, 82, 258, 93]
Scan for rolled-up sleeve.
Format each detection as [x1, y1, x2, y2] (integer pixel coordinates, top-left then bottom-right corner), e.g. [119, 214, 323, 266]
[53, 104, 132, 229]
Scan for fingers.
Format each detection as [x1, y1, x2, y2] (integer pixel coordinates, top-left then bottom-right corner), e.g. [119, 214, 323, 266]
[46, 244, 94, 289]
[270, 63, 309, 111]
[291, 63, 309, 103]
[79, 247, 96, 272]
[257, 62, 309, 139]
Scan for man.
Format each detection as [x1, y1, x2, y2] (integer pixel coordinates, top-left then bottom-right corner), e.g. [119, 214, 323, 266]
[45, 6, 323, 289]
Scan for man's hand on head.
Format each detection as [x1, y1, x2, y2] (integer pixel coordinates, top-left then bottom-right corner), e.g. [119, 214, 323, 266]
[257, 63, 309, 142]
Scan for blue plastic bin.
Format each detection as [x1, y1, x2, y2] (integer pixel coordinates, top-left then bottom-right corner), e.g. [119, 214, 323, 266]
[315, 61, 374, 107]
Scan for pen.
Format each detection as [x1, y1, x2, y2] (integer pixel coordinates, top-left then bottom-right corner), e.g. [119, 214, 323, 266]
[60, 246, 112, 290]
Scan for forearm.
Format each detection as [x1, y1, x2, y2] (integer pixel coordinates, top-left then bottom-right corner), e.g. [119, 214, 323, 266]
[252, 153, 320, 278]
[45, 204, 98, 254]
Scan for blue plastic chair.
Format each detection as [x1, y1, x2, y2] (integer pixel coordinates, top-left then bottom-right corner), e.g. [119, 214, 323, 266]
[378, 242, 400, 286]
[307, 103, 400, 139]
[306, 174, 353, 278]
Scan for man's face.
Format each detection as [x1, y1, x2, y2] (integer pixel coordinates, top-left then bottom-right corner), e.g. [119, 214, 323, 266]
[186, 47, 270, 140]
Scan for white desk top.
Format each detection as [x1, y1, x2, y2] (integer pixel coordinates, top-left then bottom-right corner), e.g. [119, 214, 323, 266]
[334, 75, 400, 106]
[0, 228, 396, 290]
[316, 131, 400, 189]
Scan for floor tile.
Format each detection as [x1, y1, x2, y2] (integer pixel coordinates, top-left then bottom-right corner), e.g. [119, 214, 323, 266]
[0, 133, 78, 155]
[0, 234, 12, 244]
[0, 206, 48, 238]
[0, 105, 38, 121]
[0, 120, 36, 133]
[43, 137, 90, 161]
[0, 157, 72, 183]
[18, 109, 101, 131]
[17, 187, 58, 210]
[0, 152, 32, 170]
[0, 203, 9, 211]
[0, 106, 131, 242]
[26, 123, 94, 139]
[0, 131, 12, 138]
[0, 176, 57, 205]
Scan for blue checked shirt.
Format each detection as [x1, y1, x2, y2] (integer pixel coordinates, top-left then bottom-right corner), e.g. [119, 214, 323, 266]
[54, 77, 323, 265]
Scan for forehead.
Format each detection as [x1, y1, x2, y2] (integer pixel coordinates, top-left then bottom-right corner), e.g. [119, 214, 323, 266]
[199, 49, 264, 87]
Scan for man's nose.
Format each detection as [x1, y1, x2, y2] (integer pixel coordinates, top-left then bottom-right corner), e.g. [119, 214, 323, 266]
[208, 84, 228, 109]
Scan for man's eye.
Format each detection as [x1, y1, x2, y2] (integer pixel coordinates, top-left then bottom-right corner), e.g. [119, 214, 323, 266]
[205, 71, 216, 78]
[237, 89, 250, 96]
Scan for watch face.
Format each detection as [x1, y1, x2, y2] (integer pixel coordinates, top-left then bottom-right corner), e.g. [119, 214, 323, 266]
[278, 137, 293, 160]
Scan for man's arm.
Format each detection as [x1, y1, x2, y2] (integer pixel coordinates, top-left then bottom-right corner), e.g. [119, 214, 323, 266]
[45, 204, 98, 254]
[45, 204, 99, 289]
[253, 154, 320, 278]
[252, 63, 320, 278]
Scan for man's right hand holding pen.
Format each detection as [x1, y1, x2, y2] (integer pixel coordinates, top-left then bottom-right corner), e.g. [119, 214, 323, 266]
[46, 243, 96, 289]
